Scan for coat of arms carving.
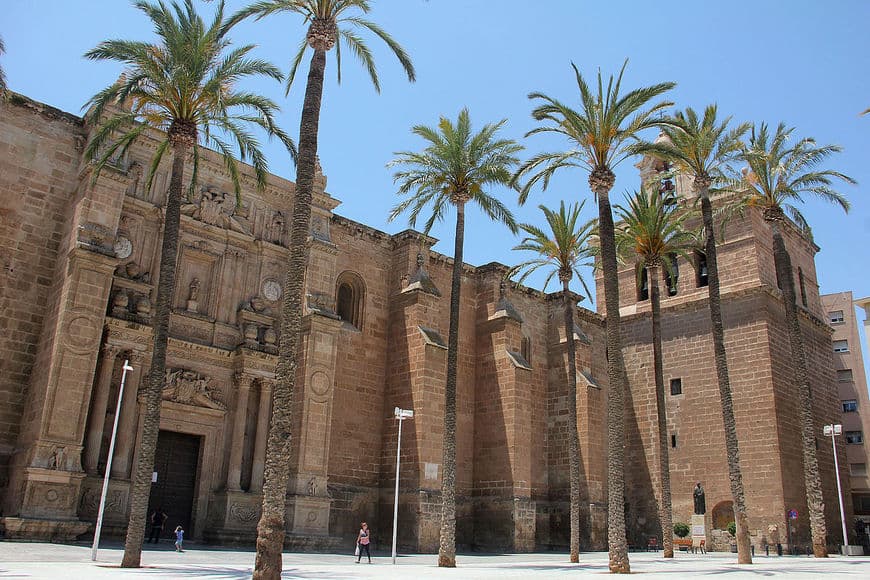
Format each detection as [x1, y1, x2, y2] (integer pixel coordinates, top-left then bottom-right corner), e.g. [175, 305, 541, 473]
[162, 368, 226, 410]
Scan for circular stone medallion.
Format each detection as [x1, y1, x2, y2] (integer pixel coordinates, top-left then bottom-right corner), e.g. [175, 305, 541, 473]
[113, 236, 133, 259]
[262, 279, 282, 301]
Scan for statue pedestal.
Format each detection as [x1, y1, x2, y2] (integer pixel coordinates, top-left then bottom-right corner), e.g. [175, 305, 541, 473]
[691, 514, 707, 550]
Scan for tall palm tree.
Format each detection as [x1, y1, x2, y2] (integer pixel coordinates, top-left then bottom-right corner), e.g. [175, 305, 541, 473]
[227, 3, 414, 577]
[389, 109, 521, 567]
[613, 188, 696, 559]
[514, 61, 674, 573]
[636, 105, 753, 563]
[509, 200, 594, 563]
[739, 122, 854, 557]
[84, 0, 291, 568]
[0, 36, 7, 96]
[85, 0, 293, 567]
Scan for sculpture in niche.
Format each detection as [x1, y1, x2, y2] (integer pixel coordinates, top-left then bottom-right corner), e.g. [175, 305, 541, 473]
[267, 212, 286, 245]
[162, 368, 226, 410]
[307, 477, 317, 496]
[181, 186, 251, 235]
[186, 278, 201, 313]
[48, 446, 67, 470]
[125, 162, 142, 197]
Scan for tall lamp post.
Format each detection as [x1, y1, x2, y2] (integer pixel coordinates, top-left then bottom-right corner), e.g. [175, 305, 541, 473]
[391, 407, 414, 565]
[823, 423, 850, 554]
[91, 358, 134, 561]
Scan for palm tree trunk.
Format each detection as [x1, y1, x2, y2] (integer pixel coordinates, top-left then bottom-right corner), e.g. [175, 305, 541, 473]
[700, 191, 752, 564]
[563, 279, 581, 563]
[769, 219, 827, 558]
[438, 200, 466, 568]
[121, 139, 188, 568]
[591, 169, 630, 574]
[253, 47, 326, 580]
[647, 264, 673, 558]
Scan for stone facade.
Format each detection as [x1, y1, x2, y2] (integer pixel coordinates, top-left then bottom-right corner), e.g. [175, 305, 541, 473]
[0, 94, 851, 553]
[608, 159, 852, 551]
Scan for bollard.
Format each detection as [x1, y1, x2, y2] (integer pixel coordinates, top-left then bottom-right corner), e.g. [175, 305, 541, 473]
[751, 545, 755, 557]
[765, 545, 769, 556]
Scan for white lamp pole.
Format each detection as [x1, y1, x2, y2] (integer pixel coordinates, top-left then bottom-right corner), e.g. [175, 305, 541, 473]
[391, 407, 413, 565]
[824, 423, 849, 553]
[91, 358, 134, 562]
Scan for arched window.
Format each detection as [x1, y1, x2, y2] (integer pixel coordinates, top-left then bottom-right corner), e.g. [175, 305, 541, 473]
[695, 251, 708, 287]
[798, 267, 808, 307]
[335, 271, 365, 330]
[521, 335, 532, 366]
[664, 254, 679, 297]
[637, 266, 649, 301]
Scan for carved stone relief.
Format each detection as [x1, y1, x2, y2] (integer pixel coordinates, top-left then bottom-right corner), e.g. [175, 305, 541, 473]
[162, 368, 226, 410]
[230, 502, 259, 523]
[181, 186, 251, 235]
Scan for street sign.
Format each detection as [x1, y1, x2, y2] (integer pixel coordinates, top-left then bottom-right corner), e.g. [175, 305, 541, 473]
[788, 509, 798, 520]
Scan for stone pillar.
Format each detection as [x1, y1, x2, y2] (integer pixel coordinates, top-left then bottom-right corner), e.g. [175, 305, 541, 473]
[473, 279, 536, 552]
[382, 243, 445, 552]
[226, 374, 254, 491]
[251, 379, 273, 492]
[1, 164, 129, 539]
[111, 353, 145, 479]
[83, 344, 120, 474]
[286, 314, 343, 536]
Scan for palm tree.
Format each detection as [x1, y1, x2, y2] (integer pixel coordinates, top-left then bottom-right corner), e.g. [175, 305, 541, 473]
[514, 61, 674, 573]
[0, 36, 7, 96]
[84, 0, 291, 567]
[636, 105, 754, 563]
[389, 109, 521, 567]
[509, 200, 594, 563]
[739, 122, 854, 557]
[613, 188, 696, 559]
[227, 2, 414, 577]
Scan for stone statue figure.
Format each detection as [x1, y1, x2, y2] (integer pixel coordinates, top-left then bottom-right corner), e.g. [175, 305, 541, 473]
[693, 482, 706, 515]
[188, 278, 200, 301]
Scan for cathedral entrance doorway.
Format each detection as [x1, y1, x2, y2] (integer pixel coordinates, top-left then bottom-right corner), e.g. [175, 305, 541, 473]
[147, 430, 202, 537]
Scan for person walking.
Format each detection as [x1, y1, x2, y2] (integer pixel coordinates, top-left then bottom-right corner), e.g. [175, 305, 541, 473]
[356, 521, 371, 563]
[174, 525, 184, 552]
[147, 507, 167, 543]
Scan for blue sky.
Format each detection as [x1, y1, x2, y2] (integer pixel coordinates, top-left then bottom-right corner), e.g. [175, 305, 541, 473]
[4, 1, 870, 321]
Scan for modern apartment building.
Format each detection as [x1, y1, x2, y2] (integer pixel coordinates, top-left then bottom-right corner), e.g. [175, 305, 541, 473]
[822, 292, 870, 537]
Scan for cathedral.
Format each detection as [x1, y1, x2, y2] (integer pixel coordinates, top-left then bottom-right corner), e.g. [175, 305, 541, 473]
[0, 93, 850, 552]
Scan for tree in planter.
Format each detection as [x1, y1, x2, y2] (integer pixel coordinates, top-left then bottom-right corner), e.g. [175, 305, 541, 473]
[226, 2, 414, 577]
[514, 61, 674, 573]
[389, 109, 521, 567]
[738, 122, 854, 557]
[674, 522, 690, 539]
[84, 0, 292, 568]
[614, 188, 696, 559]
[508, 200, 595, 563]
[635, 105, 753, 563]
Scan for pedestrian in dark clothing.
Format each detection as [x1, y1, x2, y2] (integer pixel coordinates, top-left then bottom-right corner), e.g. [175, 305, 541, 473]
[148, 507, 167, 543]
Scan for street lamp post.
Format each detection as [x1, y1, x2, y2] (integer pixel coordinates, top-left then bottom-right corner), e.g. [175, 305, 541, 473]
[823, 423, 850, 554]
[391, 407, 414, 565]
[91, 358, 134, 562]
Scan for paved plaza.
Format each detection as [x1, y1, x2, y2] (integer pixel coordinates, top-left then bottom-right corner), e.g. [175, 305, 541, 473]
[1, 542, 869, 579]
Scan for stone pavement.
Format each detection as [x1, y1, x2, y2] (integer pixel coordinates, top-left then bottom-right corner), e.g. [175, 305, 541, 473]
[1, 541, 869, 579]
